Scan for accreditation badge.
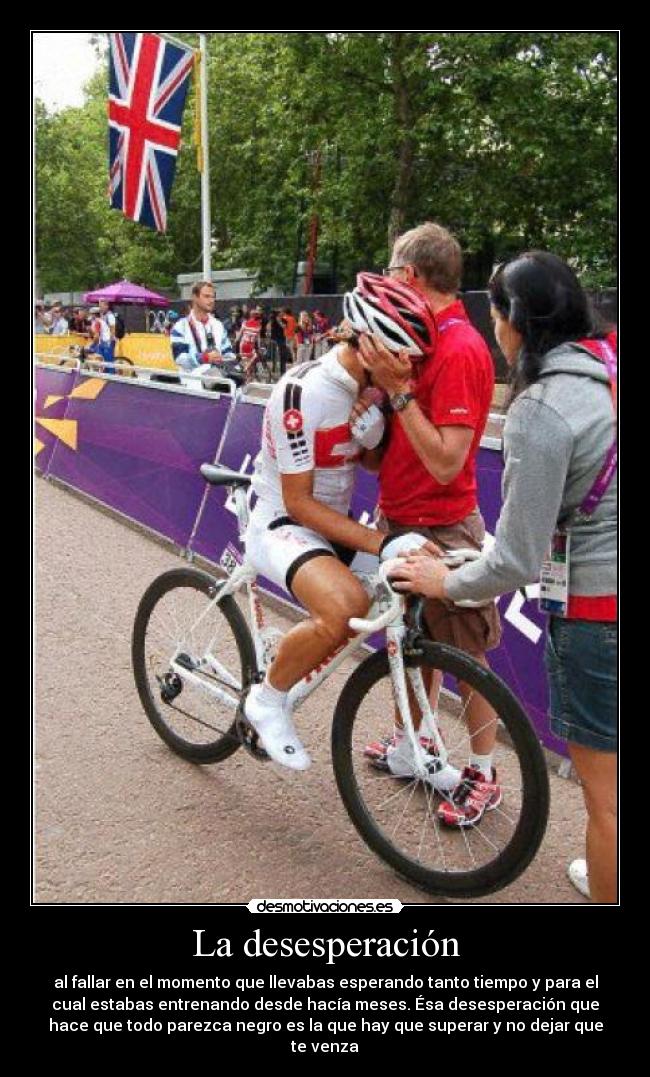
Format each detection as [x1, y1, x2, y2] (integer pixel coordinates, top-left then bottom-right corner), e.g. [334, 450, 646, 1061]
[539, 530, 571, 617]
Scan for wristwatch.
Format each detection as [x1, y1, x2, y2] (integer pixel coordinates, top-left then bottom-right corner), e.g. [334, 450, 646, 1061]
[390, 391, 415, 413]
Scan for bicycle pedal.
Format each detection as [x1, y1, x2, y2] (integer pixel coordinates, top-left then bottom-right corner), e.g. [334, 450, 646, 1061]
[235, 707, 270, 762]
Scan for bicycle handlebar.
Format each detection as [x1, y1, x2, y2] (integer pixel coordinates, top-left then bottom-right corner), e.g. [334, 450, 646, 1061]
[348, 548, 485, 633]
[348, 561, 404, 634]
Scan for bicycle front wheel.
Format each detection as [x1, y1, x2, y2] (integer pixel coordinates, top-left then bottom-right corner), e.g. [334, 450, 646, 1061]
[132, 568, 257, 764]
[332, 642, 549, 898]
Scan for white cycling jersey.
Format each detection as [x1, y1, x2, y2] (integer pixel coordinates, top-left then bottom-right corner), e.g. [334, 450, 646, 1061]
[252, 345, 362, 517]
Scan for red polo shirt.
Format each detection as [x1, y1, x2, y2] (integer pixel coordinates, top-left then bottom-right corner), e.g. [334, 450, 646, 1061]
[378, 300, 494, 527]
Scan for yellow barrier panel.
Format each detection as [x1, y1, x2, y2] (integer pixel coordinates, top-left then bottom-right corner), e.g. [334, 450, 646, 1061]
[116, 334, 176, 371]
[34, 334, 88, 365]
[35, 332, 178, 373]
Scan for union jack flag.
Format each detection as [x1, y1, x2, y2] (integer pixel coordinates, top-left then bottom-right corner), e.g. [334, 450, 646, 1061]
[108, 32, 195, 232]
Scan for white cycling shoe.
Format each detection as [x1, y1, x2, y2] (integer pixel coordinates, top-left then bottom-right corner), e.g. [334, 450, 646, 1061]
[567, 858, 590, 899]
[381, 736, 461, 794]
[244, 687, 311, 771]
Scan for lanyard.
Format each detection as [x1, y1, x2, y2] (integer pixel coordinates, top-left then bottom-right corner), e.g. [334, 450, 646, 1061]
[577, 339, 617, 518]
[188, 314, 216, 353]
[437, 315, 465, 334]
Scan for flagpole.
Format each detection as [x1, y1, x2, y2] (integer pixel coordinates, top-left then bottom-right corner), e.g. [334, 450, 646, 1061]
[156, 31, 212, 280]
[199, 33, 212, 282]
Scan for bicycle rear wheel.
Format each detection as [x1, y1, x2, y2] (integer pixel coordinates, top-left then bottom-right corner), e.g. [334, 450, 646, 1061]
[332, 642, 549, 898]
[132, 568, 257, 764]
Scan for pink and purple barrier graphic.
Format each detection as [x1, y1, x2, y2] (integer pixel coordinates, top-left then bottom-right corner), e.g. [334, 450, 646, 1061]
[34, 365, 79, 476]
[41, 371, 232, 549]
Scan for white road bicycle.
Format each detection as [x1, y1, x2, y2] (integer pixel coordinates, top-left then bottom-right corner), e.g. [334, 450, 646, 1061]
[132, 465, 549, 898]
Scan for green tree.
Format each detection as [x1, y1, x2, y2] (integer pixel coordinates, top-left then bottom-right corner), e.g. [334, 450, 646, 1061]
[35, 32, 617, 294]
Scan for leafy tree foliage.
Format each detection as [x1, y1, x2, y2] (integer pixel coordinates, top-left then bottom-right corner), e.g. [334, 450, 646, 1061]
[35, 32, 617, 294]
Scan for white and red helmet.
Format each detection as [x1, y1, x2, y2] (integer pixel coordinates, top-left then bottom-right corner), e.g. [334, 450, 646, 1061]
[343, 272, 437, 358]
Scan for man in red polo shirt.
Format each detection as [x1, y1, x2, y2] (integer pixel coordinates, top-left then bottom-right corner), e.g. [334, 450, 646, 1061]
[358, 221, 502, 828]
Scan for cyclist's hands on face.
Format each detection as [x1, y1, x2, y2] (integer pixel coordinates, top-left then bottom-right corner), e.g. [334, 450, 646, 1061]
[388, 553, 450, 599]
[358, 334, 412, 396]
[349, 386, 381, 426]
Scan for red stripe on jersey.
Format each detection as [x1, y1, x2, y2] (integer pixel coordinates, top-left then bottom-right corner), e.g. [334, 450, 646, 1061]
[314, 424, 360, 467]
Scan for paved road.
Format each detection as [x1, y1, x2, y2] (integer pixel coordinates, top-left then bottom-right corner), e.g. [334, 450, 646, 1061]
[35, 477, 587, 905]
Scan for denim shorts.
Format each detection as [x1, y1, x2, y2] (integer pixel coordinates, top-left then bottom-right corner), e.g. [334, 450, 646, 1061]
[544, 618, 618, 753]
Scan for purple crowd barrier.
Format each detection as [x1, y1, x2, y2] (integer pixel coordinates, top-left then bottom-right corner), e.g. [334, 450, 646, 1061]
[188, 396, 262, 567]
[474, 447, 559, 754]
[44, 372, 232, 549]
[34, 364, 79, 476]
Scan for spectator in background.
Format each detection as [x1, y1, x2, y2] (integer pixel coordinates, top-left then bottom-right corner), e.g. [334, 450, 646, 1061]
[97, 299, 117, 372]
[171, 280, 240, 386]
[313, 309, 330, 335]
[280, 307, 297, 360]
[232, 306, 244, 335]
[34, 303, 48, 334]
[50, 304, 69, 336]
[266, 309, 289, 375]
[164, 311, 180, 337]
[87, 307, 103, 365]
[69, 307, 90, 336]
[313, 309, 331, 359]
[295, 311, 315, 363]
[223, 306, 242, 343]
[237, 305, 264, 380]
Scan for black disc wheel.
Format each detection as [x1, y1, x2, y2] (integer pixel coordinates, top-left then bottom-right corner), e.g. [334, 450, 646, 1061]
[332, 641, 549, 898]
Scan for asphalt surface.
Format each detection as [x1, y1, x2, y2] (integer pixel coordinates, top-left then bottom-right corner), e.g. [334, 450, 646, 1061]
[34, 476, 588, 905]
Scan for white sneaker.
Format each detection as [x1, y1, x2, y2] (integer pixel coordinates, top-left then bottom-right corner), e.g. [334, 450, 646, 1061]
[244, 688, 311, 771]
[567, 858, 590, 898]
[386, 737, 461, 793]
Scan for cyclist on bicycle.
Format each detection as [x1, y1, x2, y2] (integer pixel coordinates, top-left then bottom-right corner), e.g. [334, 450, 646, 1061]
[243, 275, 437, 771]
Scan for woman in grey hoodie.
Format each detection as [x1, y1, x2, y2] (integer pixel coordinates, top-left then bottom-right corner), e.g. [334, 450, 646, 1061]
[392, 252, 617, 904]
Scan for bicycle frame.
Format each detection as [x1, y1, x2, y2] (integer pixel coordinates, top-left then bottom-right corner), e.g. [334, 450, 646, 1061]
[166, 483, 447, 778]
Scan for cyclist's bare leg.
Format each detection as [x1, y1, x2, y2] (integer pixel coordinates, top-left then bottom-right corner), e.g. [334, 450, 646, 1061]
[266, 556, 370, 692]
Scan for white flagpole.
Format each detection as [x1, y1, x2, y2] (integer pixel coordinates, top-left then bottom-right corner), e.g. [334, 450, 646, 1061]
[199, 33, 212, 282]
[157, 31, 212, 280]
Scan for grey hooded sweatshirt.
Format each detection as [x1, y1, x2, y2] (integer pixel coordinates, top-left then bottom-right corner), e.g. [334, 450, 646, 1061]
[445, 342, 617, 607]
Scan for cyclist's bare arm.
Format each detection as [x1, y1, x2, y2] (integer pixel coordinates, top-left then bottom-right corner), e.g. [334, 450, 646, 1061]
[281, 471, 383, 556]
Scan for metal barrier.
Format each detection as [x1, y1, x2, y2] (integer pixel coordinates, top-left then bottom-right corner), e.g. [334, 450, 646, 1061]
[35, 351, 81, 371]
[78, 359, 239, 398]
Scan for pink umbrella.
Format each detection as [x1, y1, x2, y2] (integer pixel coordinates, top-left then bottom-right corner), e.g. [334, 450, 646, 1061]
[84, 279, 171, 307]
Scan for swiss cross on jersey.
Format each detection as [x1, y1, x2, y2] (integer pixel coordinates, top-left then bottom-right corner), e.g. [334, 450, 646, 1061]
[283, 409, 304, 433]
[108, 32, 195, 232]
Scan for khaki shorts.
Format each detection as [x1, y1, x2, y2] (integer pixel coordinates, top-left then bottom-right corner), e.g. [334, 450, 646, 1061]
[378, 510, 502, 656]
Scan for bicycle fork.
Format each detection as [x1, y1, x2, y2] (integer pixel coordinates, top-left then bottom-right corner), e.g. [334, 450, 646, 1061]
[386, 620, 449, 774]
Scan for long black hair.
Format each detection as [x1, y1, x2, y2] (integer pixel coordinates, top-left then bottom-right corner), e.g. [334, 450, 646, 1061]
[489, 251, 600, 401]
